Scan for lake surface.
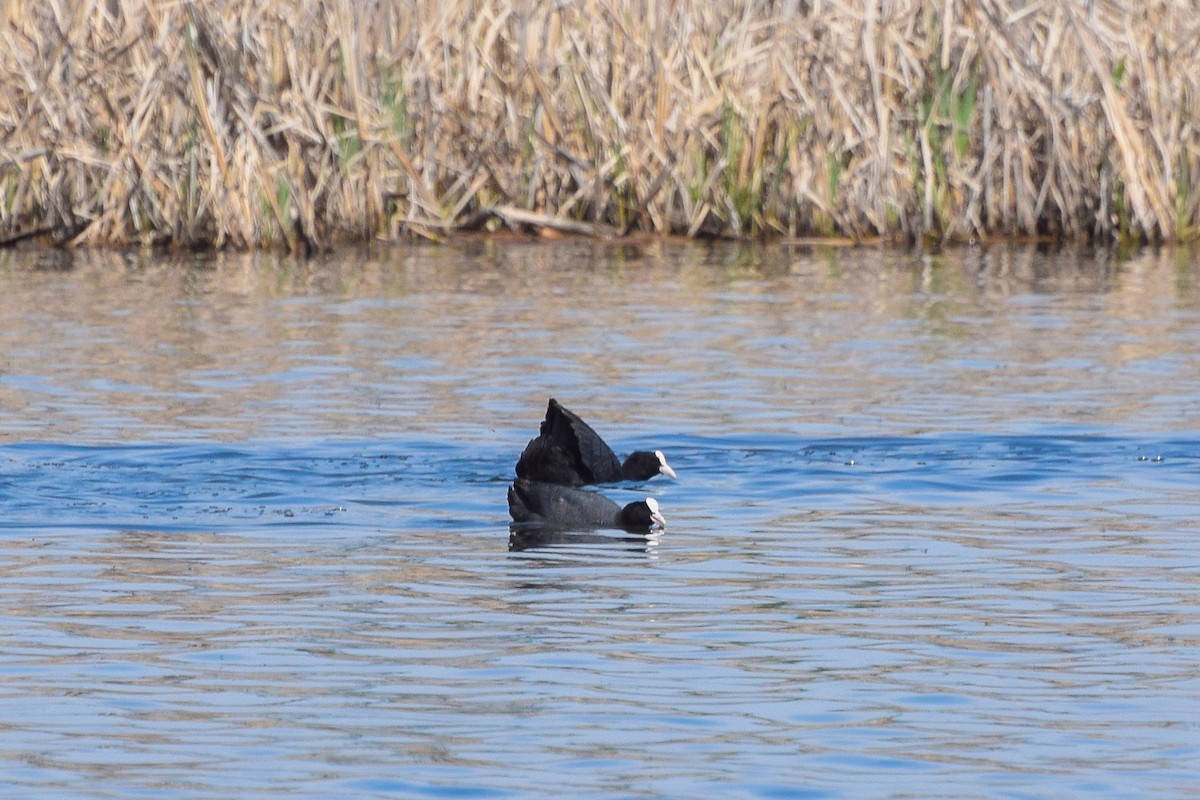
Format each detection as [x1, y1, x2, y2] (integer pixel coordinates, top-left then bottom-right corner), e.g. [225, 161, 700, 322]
[1, 241, 1198, 798]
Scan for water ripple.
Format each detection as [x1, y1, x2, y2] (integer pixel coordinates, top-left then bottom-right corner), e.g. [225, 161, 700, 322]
[2, 244, 1200, 798]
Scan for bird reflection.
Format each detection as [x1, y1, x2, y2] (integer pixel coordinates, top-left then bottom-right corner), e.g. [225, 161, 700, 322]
[507, 526, 663, 553]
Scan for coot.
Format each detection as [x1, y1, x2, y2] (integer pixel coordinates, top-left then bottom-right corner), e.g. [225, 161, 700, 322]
[507, 478, 666, 533]
[515, 398, 676, 486]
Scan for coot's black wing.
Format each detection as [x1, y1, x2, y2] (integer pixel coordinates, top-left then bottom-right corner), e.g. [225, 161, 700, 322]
[515, 435, 588, 485]
[515, 398, 622, 485]
[507, 478, 622, 529]
[507, 480, 542, 524]
[544, 399, 623, 483]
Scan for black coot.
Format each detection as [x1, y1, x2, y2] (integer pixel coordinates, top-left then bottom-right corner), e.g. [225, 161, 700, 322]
[507, 478, 666, 533]
[515, 398, 676, 486]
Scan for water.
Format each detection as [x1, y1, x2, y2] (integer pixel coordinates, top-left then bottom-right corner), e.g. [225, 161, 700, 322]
[1, 242, 1198, 798]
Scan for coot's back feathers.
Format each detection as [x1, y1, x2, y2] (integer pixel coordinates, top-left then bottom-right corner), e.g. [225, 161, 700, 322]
[515, 434, 592, 487]
[507, 478, 665, 533]
[515, 398, 675, 486]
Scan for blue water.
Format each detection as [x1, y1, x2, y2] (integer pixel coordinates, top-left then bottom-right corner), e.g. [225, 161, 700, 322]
[1, 243, 1199, 798]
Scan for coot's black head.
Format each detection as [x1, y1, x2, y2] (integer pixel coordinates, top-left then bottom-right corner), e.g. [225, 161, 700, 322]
[619, 497, 667, 531]
[621, 449, 677, 481]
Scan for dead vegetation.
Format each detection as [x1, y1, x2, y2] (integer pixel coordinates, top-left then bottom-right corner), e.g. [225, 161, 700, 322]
[0, 0, 1197, 250]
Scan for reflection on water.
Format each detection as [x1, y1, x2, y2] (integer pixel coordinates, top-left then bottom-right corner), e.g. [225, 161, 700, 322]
[1, 242, 1199, 798]
[1, 241, 1197, 443]
[507, 527, 663, 554]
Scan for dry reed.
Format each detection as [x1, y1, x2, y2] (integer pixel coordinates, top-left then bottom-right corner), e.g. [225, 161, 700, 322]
[1, 0, 1197, 250]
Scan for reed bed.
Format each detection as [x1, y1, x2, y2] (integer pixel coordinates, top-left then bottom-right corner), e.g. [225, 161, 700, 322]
[1, 0, 1197, 250]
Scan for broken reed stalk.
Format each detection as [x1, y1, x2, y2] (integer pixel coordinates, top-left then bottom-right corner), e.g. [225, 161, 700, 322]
[0, 0, 1197, 251]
